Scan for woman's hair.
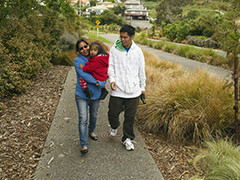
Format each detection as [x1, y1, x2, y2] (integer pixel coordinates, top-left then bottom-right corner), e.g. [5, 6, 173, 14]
[76, 39, 89, 53]
[90, 41, 106, 55]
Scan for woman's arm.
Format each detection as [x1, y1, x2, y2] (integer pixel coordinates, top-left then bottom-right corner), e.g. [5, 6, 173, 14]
[74, 57, 105, 85]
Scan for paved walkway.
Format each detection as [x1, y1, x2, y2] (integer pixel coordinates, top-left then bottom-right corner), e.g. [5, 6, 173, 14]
[34, 67, 164, 179]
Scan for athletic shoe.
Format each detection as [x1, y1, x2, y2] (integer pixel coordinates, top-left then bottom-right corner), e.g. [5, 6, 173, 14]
[110, 128, 117, 136]
[123, 138, 134, 151]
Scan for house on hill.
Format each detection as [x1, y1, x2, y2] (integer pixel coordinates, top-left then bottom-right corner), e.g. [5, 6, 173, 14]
[124, 0, 149, 20]
[84, 5, 108, 17]
[96, 2, 116, 8]
[69, 0, 90, 6]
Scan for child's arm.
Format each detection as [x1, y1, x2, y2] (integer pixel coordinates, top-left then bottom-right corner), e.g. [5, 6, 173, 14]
[82, 57, 98, 73]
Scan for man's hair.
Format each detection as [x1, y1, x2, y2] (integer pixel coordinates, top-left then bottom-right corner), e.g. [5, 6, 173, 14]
[120, 25, 135, 37]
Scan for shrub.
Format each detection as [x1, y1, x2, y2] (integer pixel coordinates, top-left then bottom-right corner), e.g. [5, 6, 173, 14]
[136, 50, 234, 144]
[165, 23, 178, 41]
[59, 31, 79, 51]
[0, 11, 64, 99]
[190, 139, 240, 180]
[53, 50, 77, 66]
[187, 36, 218, 48]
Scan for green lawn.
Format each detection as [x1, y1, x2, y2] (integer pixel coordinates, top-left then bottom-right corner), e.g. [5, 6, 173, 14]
[87, 32, 112, 44]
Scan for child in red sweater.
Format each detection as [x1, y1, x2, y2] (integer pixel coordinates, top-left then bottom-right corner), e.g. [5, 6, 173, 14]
[79, 41, 109, 99]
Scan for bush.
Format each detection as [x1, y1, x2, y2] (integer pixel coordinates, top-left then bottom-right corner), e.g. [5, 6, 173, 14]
[0, 11, 64, 99]
[59, 31, 79, 51]
[187, 36, 218, 48]
[53, 50, 77, 66]
[190, 139, 240, 180]
[136, 51, 234, 144]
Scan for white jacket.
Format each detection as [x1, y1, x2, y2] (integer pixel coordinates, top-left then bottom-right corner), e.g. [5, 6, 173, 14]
[108, 40, 146, 98]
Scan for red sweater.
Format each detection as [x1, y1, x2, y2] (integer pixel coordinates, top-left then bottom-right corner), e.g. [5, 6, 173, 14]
[82, 53, 109, 81]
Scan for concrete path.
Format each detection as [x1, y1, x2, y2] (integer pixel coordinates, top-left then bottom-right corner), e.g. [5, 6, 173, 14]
[34, 68, 164, 180]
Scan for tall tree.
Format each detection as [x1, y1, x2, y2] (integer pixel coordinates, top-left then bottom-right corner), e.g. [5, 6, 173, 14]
[155, 0, 193, 25]
[214, 0, 240, 143]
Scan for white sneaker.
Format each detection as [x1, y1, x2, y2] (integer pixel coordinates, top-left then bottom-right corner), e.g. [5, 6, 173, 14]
[110, 128, 117, 136]
[123, 138, 134, 151]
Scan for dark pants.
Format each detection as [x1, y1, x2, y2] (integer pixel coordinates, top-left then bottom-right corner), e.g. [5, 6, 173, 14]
[108, 96, 139, 142]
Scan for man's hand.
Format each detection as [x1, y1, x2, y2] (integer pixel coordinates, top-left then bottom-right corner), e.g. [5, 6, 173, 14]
[79, 64, 84, 69]
[110, 82, 117, 91]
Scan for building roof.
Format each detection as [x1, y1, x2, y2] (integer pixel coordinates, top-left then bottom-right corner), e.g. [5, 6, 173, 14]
[87, 5, 108, 10]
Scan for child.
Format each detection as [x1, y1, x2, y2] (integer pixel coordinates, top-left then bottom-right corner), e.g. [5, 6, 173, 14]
[79, 41, 109, 100]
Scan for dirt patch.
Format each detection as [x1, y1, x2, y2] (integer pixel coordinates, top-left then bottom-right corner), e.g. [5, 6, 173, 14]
[0, 65, 71, 179]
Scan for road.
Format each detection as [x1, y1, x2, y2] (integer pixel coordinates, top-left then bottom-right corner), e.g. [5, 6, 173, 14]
[126, 20, 152, 29]
[100, 34, 232, 80]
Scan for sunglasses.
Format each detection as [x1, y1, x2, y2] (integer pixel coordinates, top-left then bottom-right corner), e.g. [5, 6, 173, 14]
[79, 45, 88, 51]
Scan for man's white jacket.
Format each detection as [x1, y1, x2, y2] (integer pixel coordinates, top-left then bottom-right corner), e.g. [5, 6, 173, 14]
[108, 39, 146, 98]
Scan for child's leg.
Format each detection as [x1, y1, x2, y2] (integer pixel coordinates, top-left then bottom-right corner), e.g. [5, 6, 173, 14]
[79, 77, 88, 90]
[79, 77, 92, 98]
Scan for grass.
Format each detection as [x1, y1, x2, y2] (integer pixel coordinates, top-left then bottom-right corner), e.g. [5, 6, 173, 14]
[134, 31, 231, 70]
[136, 50, 234, 144]
[189, 139, 240, 180]
[87, 32, 113, 44]
[143, 1, 159, 10]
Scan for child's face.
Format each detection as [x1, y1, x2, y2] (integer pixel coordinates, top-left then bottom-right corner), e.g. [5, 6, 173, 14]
[90, 45, 99, 57]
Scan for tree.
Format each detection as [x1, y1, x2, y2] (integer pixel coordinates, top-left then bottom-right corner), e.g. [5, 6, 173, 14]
[90, 0, 97, 7]
[186, 10, 200, 19]
[0, 0, 39, 24]
[213, 0, 240, 143]
[98, 10, 123, 25]
[155, 0, 193, 25]
[111, 5, 126, 16]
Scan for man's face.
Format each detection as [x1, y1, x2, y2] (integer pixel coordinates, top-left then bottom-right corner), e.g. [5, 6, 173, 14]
[120, 32, 134, 48]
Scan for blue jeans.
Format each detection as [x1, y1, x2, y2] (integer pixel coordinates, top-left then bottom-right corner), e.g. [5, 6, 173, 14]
[75, 95, 100, 148]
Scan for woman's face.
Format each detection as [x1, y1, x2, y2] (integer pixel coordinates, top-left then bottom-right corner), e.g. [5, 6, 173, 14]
[78, 42, 89, 57]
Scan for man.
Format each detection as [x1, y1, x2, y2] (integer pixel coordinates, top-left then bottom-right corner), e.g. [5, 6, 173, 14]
[107, 25, 146, 151]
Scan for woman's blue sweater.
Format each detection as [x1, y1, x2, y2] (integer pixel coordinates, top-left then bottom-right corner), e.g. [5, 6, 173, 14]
[74, 54, 106, 100]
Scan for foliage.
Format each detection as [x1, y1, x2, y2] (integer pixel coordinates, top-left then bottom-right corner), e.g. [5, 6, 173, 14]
[0, 0, 83, 99]
[164, 20, 191, 42]
[187, 36, 218, 48]
[135, 31, 229, 68]
[155, 0, 193, 25]
[149, 9, 157, 19]
[90, 0, 98, 6]
[98, 10, 124, 25]
[87, 32, 113, 44]
[136, 51, 234, 143]
[190, 139, 240, 180]
[213, 0, 240, 55]
[110, 5, 126, 16]
[53, 50, 77, 66]
[186, 10, 200, 19]
[190, 13, 224, 37]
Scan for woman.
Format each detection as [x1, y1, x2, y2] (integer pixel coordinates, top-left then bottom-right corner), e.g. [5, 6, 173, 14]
[74, 39, 106, 154]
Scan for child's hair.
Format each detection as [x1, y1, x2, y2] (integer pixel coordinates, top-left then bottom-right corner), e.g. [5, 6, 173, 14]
[120, 25, 135, 37]
[90, 41, 106, 55]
